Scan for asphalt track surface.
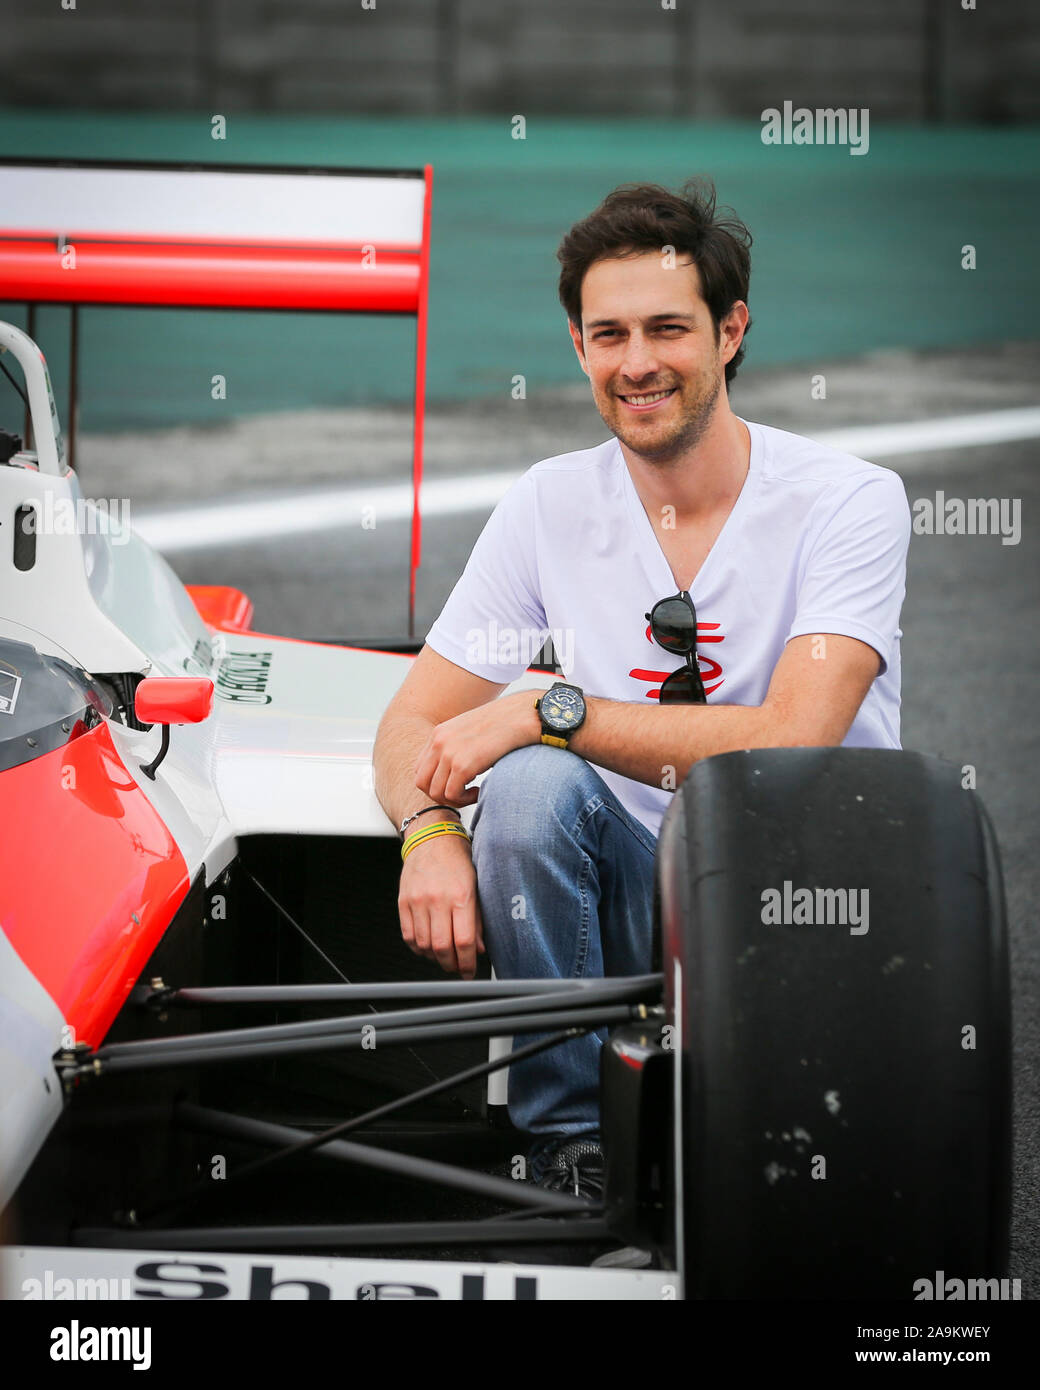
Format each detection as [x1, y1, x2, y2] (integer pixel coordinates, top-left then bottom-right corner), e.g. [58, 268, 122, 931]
[68, 342, 1040, 1295]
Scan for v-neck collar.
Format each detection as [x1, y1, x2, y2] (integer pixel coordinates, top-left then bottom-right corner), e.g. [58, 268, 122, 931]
[619, 417, 762, 598]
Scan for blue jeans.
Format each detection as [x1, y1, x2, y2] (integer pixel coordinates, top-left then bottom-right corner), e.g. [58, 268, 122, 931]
[469, 744, 658, 1148]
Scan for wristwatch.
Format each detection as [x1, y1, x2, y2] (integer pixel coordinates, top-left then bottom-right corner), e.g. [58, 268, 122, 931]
[534, 681, 587, 748]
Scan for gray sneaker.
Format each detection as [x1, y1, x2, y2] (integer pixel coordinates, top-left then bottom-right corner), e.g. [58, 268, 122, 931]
[534, 1137, 605, 1201]
[533, 1139, 655, 1268]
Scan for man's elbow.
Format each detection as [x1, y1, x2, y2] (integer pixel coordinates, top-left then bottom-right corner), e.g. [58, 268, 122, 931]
[755, 698, 857, 750]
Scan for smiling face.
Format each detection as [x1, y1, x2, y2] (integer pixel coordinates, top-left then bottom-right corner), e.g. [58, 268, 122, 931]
[569, 249, 743, 465]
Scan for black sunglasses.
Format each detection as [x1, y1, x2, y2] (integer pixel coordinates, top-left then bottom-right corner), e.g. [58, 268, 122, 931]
[645, 590, 707, 704]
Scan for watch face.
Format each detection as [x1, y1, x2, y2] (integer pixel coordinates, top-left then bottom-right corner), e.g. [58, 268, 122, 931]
[541, 684, 584, 732]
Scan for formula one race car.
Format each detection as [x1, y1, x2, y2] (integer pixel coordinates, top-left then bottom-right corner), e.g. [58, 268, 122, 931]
[0, 162, 1012, 1302]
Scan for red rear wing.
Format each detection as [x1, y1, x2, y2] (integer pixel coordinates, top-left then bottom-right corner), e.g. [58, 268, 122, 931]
[0, 157, 433, 636]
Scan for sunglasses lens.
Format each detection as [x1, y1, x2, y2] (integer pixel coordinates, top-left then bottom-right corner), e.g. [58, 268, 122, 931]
[652, 596, 696, 653]
[659, 666, 707, 704]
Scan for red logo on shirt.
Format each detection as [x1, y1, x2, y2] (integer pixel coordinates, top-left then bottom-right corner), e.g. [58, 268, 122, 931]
[629, 620, 725, 701]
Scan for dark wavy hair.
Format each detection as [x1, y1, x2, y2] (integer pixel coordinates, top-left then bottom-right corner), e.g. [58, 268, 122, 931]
[556, 178, 752, 386]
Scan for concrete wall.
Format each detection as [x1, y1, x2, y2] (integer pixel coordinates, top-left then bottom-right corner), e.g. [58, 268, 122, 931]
[3, 0, 1037, 121]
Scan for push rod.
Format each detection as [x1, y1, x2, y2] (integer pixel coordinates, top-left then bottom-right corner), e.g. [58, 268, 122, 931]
[174, 1104, 589, 1211]
[159, 974, 662, 1007]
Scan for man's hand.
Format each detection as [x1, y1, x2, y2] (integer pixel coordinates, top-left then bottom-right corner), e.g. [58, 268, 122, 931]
[413, 689, 541, 807]
[398, 832, 485, 978]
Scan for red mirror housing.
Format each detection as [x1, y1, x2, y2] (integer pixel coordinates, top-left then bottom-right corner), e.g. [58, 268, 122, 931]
[135, 677, 214, 726]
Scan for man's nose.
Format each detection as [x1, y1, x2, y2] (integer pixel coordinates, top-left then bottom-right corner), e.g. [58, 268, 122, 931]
[618, 332, 662, 383]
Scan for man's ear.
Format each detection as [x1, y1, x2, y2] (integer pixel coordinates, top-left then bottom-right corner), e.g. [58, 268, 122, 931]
[719, 300, 750, 368]
[567, 318, 590, 378]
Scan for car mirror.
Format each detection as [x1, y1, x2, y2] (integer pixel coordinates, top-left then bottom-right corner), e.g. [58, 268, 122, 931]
[135, 677, 214, 726]
[135, 677, 214, 780]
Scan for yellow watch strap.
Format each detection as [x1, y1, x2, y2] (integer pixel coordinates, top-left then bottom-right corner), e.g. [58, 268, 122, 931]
[535, 693, 572, 749]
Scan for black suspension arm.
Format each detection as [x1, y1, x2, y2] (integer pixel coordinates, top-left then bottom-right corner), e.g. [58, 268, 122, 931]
[58, 1002, 648, 1080]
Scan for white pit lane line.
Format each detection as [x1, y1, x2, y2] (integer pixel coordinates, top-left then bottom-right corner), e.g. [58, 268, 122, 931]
[131, 406, 1040, 555]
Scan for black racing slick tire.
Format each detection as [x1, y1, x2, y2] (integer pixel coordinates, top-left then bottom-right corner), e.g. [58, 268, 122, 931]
[656, 747, 1011, 1300]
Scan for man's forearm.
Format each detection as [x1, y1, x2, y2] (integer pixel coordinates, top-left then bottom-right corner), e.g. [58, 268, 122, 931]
[409, 635, 876, 809]
[373, 710, 461, 833]
[565, 635, 876, 788]
[567, 696, 783, 789]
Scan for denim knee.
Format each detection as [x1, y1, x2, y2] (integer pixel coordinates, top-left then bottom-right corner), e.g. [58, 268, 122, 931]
[471, 744, 601, 847]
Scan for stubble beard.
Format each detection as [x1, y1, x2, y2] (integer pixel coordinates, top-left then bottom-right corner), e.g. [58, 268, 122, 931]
[598, 361, 724, 469]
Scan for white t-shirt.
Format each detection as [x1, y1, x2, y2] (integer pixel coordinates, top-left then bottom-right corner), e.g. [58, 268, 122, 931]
[425, 418, 912, 839]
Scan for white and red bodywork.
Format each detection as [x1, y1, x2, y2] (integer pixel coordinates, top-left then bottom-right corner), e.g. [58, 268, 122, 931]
[0, 295, 551, 1215]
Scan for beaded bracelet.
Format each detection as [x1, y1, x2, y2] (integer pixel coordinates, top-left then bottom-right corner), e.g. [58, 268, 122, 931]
[401, 821, 472, 863]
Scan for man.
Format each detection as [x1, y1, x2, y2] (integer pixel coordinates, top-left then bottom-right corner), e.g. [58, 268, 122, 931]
[373, 178, 910, 1202]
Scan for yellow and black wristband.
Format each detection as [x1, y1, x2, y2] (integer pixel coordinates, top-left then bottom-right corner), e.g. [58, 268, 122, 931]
[401, 821, 472, 863]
